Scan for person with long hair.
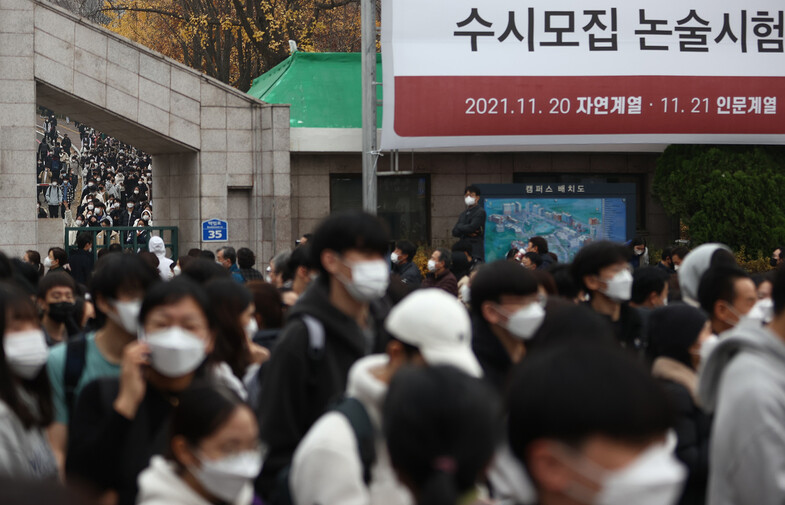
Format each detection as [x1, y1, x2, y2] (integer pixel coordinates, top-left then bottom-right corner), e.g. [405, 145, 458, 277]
[0, 284, 57, 478]
[205, 279, 269, 397]
[383, 366, 501, 505]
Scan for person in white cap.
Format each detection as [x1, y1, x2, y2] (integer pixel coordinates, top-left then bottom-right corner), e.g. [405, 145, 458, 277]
[289, 289, 481, 505]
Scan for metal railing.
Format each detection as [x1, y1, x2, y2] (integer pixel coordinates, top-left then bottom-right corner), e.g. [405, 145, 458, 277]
[64, 226, 178, 262]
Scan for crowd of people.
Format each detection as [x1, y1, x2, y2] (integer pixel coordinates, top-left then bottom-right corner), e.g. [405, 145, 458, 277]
[0, 184, 783, 505]
[36, 112, 155, 248]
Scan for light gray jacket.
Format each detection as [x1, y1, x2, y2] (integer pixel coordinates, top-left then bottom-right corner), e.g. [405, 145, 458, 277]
[0, 390, 58, 479]
[698, 322, 785, 505]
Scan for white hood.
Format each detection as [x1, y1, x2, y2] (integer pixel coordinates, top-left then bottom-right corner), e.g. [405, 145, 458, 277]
[346, 354, 389, 429]
[148, 236, 166, 257]
[137, 456, 253, 505]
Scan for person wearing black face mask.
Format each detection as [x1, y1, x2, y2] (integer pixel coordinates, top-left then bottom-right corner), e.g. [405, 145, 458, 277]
[770, 246, 784, 268]
[37, 273, 78, 346]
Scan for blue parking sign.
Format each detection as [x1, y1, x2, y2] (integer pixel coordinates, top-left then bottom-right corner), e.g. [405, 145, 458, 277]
[202, 219, 228, 242]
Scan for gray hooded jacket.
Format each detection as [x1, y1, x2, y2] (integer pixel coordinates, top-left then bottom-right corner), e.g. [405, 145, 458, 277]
[698, 322, 785, 505]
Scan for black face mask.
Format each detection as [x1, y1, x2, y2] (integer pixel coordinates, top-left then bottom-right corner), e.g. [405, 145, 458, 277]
[48, 302, 75, 323]
[771, 258, 778, 267]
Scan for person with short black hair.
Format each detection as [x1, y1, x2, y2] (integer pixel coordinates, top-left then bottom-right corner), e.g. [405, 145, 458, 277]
[290, 290, 482, 505]
[672, 246, 689, 270]
[136, 384, 261, 505]
[255, 211, 391, 500]
[527, 237, 553, 270]
[237, 247, 264, 282]
[699, 265, 785, 505]
[658, 247, 677, 274]
[44, 247, 68, 274]
[470, 260, 543, 394]
[69, 232, 95, 287]
[771, 246, 785, 267]
[522, 251, 542, 270]
[630, 267, 669, 309]
[697, 265, 757, 336]
[0, 285, 58, 479]
[508, 343, 686, 505]
[216, 247, 244, 283]
[384, 366, 501, 505]
[391, 240, 422, 288]
[46, 254, 159, 474]
[287, 244, 318, 299]
[571, 241, 644, 353]
[423, 248, 458, 296]
[452, 185, 486, 261]
[37, 272, 78, 346]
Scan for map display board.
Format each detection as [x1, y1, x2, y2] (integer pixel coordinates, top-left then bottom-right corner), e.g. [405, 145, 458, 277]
[477, 183, 636, 262]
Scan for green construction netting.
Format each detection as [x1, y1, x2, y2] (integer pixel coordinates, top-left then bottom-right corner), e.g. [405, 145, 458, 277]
[246, 52, 382, 128]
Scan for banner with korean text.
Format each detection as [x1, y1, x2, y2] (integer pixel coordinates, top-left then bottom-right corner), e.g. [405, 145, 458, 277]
[380, 0, 785, 149]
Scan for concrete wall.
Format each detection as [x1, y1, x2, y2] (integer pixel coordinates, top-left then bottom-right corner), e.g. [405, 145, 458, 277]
[291, 151, 677, 249]
[0, 0, 293, 261]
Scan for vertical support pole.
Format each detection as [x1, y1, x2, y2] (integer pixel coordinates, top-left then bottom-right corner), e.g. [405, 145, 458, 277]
[361, 0, 378, 214]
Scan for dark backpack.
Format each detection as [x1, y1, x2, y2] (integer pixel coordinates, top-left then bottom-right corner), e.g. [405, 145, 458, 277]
[267, 315, 378, 505]
[64, 334, 88, 420]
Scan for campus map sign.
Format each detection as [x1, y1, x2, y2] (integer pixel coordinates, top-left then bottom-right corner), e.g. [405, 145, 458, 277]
[380, 0, 785, 149]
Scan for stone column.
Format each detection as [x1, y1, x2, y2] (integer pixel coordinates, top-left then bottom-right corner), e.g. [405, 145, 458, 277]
[0, 0, 37, 258]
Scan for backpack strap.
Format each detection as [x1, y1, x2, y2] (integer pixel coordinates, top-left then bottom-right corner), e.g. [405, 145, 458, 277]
[64, 335, 88, 420]
[301, 314, 325, 360]
[333, 397, 377, 485]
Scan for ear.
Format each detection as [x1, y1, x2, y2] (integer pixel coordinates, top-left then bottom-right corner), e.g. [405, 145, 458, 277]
[714, 300, 730, 322]
[481, 302, 501, 325]
[647, 291, 659, 306]
[386, 339, 406, 367]
[321, 249, 341, 276]
[525, 440, 574, 494]
[583, 275, 601, 292]
[171, 435, 199, 469]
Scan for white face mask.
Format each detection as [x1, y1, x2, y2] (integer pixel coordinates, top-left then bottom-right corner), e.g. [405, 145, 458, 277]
[599, 270, 633, 302]
[173, 265, 182, 276]
[339, 259, 390, 303]
[43, 257, 53, 269]
[75, 221, 84, 227]
[244, 317, 259, 341]
[673, 264, 680, 272]
[3, 329, 49, 380]
[459, 284, 471, 304]
[634, 249, 644, 256]
[743, 298, 774, 326]
[143, 327, 206, 378]
[108, 299, 142, 335]
[427, 259, 437, 273]
[497, 302, 546, 340]
[390, 252, 399, 264]
[191, 449, 263, 502]
[465, 196, 477, 206]
[87, 205, 94, 210]
[560, 433, 686, 505]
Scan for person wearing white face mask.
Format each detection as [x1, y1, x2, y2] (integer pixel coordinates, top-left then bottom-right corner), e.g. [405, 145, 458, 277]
[0, 286, 58, 479]
[66, 278, 217, 505]
[698, 265, 785, 505]
[46, 254, 160, 476]
[204, 279, 270, 398]
[254, 210, 391, 501]
[509, 343, 687, 505]
[390, 240, 422, 288]
[697, 265, 758, 338]
[452, 185, 487, 261]
[137, 384, 261, 505]
[469, 261, 544, 395]
[423, 248, 459, 297]
[571, 242, 645, 355]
